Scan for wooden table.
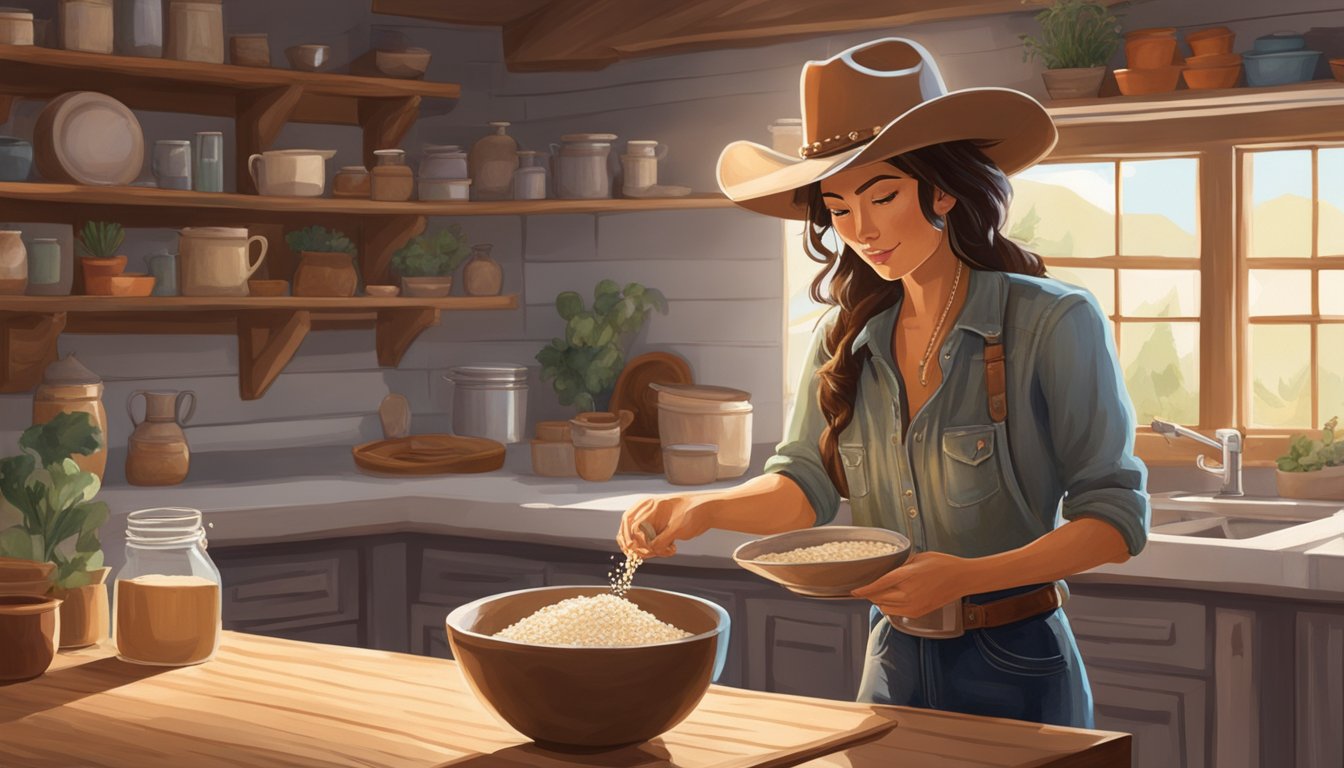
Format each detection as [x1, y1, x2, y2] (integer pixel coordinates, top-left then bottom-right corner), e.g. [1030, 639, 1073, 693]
[0, 632, 1128, 767]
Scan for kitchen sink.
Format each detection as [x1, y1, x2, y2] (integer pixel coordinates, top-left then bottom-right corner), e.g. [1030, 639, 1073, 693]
[1148, 492, 1344, 541]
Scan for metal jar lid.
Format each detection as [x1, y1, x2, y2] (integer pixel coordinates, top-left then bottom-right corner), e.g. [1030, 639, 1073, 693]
[42, 354, 101, 385]
[448, 364, 529, 384]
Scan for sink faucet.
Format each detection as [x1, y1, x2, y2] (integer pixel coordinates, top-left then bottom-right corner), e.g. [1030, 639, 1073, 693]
[1151, 419, 1244, 496]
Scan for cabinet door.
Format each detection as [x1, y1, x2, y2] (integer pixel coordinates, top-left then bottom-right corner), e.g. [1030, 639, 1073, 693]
[412, 548, 546, 658]
[215, 547, 360, 634]
[410, 603, 453, 658]
[1088, 667, 1207, 768]
[1066, 593, 1208, 673]
[1297, 611, 1344, 768]
[743, 597, 868, 701]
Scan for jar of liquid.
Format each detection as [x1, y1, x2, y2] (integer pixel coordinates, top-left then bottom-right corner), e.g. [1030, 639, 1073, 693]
[371, 149, 414, 202]
[113, 507, 221, 667]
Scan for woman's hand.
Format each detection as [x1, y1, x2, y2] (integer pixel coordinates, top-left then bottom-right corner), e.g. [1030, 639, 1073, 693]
[617, 493, 716, 559]
[850, 551, 975, 618]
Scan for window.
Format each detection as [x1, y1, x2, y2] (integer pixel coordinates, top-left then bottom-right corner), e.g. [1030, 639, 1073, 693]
[783, 220, 830, 419]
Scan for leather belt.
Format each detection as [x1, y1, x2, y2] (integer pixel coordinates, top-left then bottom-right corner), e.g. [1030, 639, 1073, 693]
[962, 583, 1066, 630]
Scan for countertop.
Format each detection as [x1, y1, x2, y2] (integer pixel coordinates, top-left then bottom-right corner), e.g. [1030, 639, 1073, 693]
[0, 631, 1130, 768]
[94, 444, 1344, 597]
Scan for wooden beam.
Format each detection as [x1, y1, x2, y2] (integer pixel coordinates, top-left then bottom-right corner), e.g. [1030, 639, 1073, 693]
[360, 96, 422, 172]
[371, 0, 549, 26]
[237, 310, 311, 400]
[0, 312, 66, 393]
[362, 215, 426, 286]
[236, 86, 306, 196]
[376, 308, 439, 367]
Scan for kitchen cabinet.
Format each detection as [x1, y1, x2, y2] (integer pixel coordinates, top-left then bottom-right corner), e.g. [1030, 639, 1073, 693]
[211, 541, 363, 648]
[1296, 611, 1344, 768]
[1087, 666, 1208, 768]
[409, 546, 546, 657]
[743, 596, 868, 701]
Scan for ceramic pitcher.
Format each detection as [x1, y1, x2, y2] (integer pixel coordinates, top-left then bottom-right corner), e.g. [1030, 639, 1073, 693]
[125, 390, 195, 486]
[178, 227, 267, 296]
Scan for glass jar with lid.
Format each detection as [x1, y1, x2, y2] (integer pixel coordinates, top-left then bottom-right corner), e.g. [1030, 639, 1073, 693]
[371, 149, 414, 202]
[113, 507, 221, 666]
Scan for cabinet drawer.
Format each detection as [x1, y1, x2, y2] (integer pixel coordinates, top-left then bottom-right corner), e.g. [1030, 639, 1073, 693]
[744, 597, 868, 701]
[1066, 593, 1207, 672]
[417, 549, 546, 606]
[218, 548, 360, 631]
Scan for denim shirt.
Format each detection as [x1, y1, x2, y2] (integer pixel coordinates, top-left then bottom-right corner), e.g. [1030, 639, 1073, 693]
[765, 268, 1150, 558]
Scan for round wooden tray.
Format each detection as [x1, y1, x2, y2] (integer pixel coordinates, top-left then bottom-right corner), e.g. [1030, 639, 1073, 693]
[352, 434, 506, 475]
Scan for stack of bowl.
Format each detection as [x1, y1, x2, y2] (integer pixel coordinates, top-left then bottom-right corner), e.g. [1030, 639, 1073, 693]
[1183, 26, 1241, 90]
[1116, 27, 1183, 96]
[1243, 33, 1321, 87]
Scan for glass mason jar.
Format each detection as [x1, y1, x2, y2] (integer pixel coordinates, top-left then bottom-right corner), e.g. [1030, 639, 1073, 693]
[112, 507, 222, 666]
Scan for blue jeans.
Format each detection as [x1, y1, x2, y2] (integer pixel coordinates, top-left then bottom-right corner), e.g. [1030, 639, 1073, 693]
[856, 584, 1094, 728]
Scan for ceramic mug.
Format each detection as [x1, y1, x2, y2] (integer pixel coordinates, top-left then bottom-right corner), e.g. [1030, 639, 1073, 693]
[248, 149, 336, 197]
[177, 227, 267, 297]
[152, 140, 192, 190]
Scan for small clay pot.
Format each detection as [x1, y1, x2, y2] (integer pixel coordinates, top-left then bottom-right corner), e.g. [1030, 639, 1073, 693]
[293, 251, 358, 297]
[53, 567, 109, 649]
[0, 594, 62, 683]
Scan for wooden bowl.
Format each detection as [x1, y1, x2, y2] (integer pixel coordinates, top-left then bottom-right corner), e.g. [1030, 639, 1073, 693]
[86, 274, 154, 297]
[364, 284, 399, 297]
[247, 279, 289, 297]
[375, 47, 431, 79]
[1182, 64, 1241, 90]
[445, 585, 729, 748]
[1115, 66, 1183, 95]
[285, 44, 330, 72]
[353, 434, 505, 475]
[733, 526, 912, 598]
[1187, 26, 1234, 56]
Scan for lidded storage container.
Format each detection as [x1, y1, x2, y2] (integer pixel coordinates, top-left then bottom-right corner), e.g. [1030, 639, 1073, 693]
[553, 133, 617, 199]
[468, 122, 518, 200]
[113, 507, 222, 667]
[33, 354, 108, 479]
[165, 0, 223, 63]
[652, 383, 752, 479]
[445, 364, 528, 445]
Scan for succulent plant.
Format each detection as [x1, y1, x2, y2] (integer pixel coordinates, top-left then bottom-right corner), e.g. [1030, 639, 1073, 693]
[76, 221, 124, 259]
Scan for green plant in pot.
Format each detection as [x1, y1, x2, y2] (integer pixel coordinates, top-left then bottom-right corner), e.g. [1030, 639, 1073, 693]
[536, 280, 668, 413]
[392, 225, 471, 297]
[0, 412, 111, 649]
[1020, 0, 1123, 100]
[286, 225, 360, 297]
[1275, 416, 1344, 501]
[76, 220, 127, 294]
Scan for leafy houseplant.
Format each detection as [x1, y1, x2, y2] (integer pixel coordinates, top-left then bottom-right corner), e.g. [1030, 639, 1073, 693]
[0, 412, 112, 648]
[535, 280, 668, 412]
[392, 225, 472, 297]
[76, 220, 128, 291]
[1020, 0, 1123, 99]
[1275, 416, 1344, 501]
[286, 225, 360, 297]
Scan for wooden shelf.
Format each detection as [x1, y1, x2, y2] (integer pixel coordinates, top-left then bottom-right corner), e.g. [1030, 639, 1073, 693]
[0, 295, 518, 400]
[1046, 78, 1344, 122]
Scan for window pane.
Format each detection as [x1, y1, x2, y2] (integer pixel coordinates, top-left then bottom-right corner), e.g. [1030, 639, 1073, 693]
[1120, 159, 1198, 257]
[1008, 162, 1115, 257]
[1119, 270, 1200, 317]
[1321, 325, 1344, 424]
[1121, 322, 1199, 425]
[1048, 266, 1114, 316]
[1320, 149, 1344, 256]
[1322, 271, 1344, 316]
[1249, 270, 1312, 316]
[1248, 150, 1312, 259]
[784, 220, 827, 410]
[1248, 324, 1312, 428]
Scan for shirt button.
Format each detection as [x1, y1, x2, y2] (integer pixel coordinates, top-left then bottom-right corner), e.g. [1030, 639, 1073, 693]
[890, 435, 899, 446]
[904, 489, 913, 498]
[906, 506, 918, 519]
[915, 433, 923, 443]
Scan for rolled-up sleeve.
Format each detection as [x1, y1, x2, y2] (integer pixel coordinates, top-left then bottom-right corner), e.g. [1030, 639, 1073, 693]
[764, 309, 842, 526]
[1037, 293, 1151, 555]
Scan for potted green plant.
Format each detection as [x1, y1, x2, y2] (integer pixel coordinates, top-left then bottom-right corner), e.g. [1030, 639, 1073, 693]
[77, 220, 127, 294]
[0, 412, 111, 648]
[1276, 416, 1344, 501]
[535, 280, 668, 413]
[392, 225, 471, 297]
[286, 225, 360, 297]
[1020, 0, 1123, 100]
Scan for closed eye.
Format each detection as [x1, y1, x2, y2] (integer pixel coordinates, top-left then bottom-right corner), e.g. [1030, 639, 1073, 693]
[828, 209, 850, 218]
[873, 191, 897, 205]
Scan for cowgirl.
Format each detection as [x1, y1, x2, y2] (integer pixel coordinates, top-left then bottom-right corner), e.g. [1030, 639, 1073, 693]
[617, 37, 1149, 727]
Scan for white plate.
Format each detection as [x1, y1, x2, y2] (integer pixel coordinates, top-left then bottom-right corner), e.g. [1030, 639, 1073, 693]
[36, 92, 144, 186]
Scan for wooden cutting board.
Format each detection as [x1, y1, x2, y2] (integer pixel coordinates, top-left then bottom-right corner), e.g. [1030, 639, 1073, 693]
[352, 434, 506, 474]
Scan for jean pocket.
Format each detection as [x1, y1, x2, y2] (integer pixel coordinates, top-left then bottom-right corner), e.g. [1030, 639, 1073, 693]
[839, 444, 870, 499]
[942, 425, 999, 507]
[972, 616, 1069, 677]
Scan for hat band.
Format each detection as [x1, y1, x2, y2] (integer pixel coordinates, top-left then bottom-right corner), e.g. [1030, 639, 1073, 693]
[799, 124, 885, 159]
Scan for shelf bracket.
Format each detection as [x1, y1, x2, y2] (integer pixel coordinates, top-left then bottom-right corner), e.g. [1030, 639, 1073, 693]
[236, 85, 306, 195]
[359, 96, 421, 170]
[0, 312, 66, 394]
[237, 310, 311, 400]
[0, 96, 15, 126]
[363, 214, 426, 285]
[376, 308, 439, 367]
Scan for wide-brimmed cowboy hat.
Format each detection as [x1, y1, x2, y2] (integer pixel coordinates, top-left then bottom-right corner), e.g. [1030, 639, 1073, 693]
[717, 37, 1058, 220]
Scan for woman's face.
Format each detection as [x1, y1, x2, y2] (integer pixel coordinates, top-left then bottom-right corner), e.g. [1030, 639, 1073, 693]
[819, 159, 957, 282]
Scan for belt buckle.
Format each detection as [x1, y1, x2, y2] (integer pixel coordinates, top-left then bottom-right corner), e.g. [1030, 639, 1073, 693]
[891, 600, 965, 639]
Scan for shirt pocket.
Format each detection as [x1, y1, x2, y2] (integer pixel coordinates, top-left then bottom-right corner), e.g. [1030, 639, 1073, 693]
[942, 425, 999, 507]
[839, 444, 870, 499]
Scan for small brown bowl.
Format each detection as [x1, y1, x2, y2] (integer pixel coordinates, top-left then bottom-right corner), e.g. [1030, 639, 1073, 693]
[364, 284, 400, 297]
[1187, 26, 1235, 56]
[1332, 58, 1344, 83]
[0, 594, 61, 683]
[1185, 52, 1241, 69]
[286, 44, 330, 72]
[1115, 66, 1183, 96]
[733, 525, 912, 598]
[375, 47, 431, 79]
[1182, 64, 1241, 90]
[86, 274, 155, 297]
[248, 279, 289, 297]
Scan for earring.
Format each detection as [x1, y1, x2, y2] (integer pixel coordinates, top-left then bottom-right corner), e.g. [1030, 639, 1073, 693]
[932, 214, 946, 231]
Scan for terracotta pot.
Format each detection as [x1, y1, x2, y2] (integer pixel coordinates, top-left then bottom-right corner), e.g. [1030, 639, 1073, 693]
[53, 567, 109, 649]
[1040, 66, 1106, 100]
[1125, 34, 1179, 69]
[1115, 66, 1183, 95]
[1187, 26, 1234, 56]
[125, 390, 194, 486]
[400, 276, 453, 297]
[0, 557, 55, 583]
[293, 251, 358, 297]
[1276, 465, 1344, 501]
[80, 255, 127, 293]
[0, 594, 61, 683]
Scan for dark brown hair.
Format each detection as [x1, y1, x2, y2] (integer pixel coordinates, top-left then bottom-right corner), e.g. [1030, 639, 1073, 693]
[803, 140, 1046, 496]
